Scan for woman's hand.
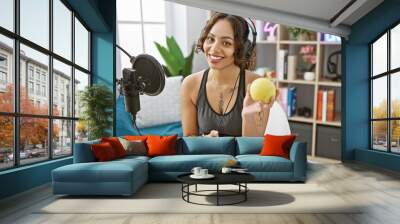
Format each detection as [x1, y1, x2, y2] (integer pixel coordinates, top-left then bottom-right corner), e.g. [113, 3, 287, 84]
[203, 130, 219, 137]
[242, 84, 278, 136]
[242, 84, 276, 117]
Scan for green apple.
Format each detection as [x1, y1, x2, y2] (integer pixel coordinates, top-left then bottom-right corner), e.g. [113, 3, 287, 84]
[250, 78, 276, 103]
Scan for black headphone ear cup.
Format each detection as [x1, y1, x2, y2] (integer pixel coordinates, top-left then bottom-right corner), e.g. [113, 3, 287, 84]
[243, 39, 252, 59]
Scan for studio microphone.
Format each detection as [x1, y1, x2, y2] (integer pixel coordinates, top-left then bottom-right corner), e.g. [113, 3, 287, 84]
[121, 68, 141, 121]
[116, 44, 165, 134]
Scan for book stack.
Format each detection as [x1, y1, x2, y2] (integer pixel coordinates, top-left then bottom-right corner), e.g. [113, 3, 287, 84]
[278, 87, 296, 117]
[317, 89, 335, 122]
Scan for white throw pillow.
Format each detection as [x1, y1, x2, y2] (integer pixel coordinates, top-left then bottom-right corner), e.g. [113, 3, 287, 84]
[135, 76, 182, 128]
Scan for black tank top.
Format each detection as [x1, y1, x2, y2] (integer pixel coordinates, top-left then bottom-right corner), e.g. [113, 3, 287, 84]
[196, 68, 246, 136]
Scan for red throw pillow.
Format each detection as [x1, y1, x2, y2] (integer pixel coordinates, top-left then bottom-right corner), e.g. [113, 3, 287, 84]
[260, 134, 296, 159]
[101, 137, 126, 158]
[91, 142, 118, 161]
[146, 135, 177, 157]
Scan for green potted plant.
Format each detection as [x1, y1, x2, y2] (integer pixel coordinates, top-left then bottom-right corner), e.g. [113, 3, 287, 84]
[79, 84, 113, 140]
[287, 27, 315, 41]
[154, 36, 195, 78]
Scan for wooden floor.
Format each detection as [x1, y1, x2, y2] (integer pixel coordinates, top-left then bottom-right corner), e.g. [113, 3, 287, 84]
[1, 158, 400, 224]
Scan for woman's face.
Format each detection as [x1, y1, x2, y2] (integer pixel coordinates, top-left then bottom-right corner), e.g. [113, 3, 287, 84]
[203, 19, 236, 70]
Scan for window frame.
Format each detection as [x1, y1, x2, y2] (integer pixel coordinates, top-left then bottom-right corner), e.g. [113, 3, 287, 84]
[0, 0, 92, 171]
[370, 20, 400, 154]
[116, 0, 166, 70]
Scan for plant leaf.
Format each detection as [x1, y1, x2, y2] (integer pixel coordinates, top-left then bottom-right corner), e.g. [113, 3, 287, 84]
[182, 44, 195, 77]
[166, 36, 185, 68]
[154, 41, 181, 75]
[79, 84, 113, 140]
[162, 65, 172, 77]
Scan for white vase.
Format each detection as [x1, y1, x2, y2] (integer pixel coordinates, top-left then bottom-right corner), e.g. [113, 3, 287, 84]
[304, 72, 315, 81]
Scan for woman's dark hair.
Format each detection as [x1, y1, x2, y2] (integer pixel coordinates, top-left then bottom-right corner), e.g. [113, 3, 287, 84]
[196, 12, 256, 70]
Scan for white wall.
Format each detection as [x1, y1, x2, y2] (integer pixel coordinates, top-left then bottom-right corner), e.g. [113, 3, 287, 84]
[165, 2, 208, 73]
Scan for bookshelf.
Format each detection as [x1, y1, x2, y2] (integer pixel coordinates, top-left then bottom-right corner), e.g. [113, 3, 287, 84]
[255, 23, 342, 159]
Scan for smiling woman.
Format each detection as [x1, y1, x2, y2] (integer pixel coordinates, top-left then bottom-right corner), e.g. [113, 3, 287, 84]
[181, 12, 276, 137]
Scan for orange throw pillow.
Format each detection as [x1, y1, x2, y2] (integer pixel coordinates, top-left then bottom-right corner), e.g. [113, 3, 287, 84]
[260, 134, 296, 159]
[101, 137, 126, 158]
[146, 135, 177, 157]
[124, 135, 148, 142]
[91, 142, 118, 161]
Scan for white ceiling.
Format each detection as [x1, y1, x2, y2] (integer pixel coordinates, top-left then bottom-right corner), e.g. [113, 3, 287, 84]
[166, 0, 384, 37]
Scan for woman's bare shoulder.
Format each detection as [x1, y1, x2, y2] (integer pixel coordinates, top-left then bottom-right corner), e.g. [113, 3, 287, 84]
[182, 70, 204, 87]
[181, 70, 205, 102]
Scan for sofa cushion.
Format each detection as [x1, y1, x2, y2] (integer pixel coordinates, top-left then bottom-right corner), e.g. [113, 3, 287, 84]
[179, 137, 235, 155]
[115, 155, 150, 163]
[235, 137, 263, 155]
[260, 134, 296, 159]
[91, 142, 118, 162]
[148, 154, 235, 172]
[101, 137, 127, 158]
[124, 135, 148, 142]
[118, 137, 147, 156]
[147, 135, 178, 157]
[52, 158, 147, 183]
[236, 155, 293, 172]
[74, 139, 100, 163]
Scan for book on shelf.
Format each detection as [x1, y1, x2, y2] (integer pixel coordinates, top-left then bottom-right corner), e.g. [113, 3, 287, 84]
[327, 89, 335, 121]
[278, 87, 296, 117]
[276, 49, 288, 80]
[317, 90, 323, 120]
[317, 89, 336, 122]
[322, 91, 327, 122]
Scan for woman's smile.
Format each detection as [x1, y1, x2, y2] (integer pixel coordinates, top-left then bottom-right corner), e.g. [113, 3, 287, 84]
[208, 54, 225, 63]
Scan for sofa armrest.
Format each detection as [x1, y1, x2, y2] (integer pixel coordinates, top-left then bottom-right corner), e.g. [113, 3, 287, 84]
[73, 140, 100, 163]
[289, 141, 307, 181]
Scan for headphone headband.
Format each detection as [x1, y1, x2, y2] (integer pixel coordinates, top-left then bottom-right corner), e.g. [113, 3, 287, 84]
[246, 18, 257, 44]
[240, 17, 257, 60]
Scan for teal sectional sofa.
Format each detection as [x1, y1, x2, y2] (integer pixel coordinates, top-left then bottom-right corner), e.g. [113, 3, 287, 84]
[52, 137, 307, 196]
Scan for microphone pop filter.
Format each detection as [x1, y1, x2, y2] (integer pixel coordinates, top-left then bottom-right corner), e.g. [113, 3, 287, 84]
[132, 54, 165, 96]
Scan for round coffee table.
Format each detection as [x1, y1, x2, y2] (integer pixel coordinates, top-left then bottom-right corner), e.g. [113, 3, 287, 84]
[177, 173, 255, 206]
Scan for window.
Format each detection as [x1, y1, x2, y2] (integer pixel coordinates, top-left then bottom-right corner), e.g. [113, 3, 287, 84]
[0, 54, 7, 86]
[42, 85, 46, 97]
[0, 35, 13, 114]
[0, 0, 14, 32]
[20, 0, 49, 49]
[53, 59, 71, 117]
[35, 70, 41, 81]
[0, 54, 7, 67]
[0, 71, 7, 85]
[0, 0, 91, 170]
[75, 18, 89, 70]
[53, 0, 72, 60]
[370, 23, 400, 154]
[28, 81, 34, 94]
[116, 0, 166, 74]
[36, 83, 40, 95]
[28, 67, 34, 80]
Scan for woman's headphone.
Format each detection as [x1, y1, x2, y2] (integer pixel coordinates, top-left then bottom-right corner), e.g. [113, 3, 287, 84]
[202, 14, 257, 60]
[240, 17, 257, 60]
